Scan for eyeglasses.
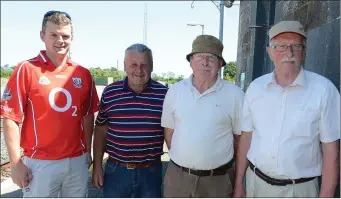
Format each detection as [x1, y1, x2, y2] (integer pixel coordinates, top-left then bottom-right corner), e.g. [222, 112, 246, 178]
[192, 53, 219, 62]
[42, 10, 72, 26]
[270, 44, 305, 52]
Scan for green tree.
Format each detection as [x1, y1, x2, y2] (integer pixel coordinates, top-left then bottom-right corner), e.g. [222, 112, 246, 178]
[89, 67, 126, 82]
[151, 73, 161, 81]
[0, 69, 12, 78]
[161, 72, 167, 80]
[151, 72, 184, 85]
[176, 75, 184, 82]
[223, 61, 236, 83]
[166, 72, 175, 84]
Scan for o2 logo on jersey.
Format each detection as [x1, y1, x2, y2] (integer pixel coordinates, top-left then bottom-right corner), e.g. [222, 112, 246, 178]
[48, 88, 78, 116]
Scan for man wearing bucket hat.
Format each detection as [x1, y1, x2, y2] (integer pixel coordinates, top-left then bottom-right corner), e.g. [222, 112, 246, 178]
[234, 21, 340, 197]
[161, 35, 244, 197]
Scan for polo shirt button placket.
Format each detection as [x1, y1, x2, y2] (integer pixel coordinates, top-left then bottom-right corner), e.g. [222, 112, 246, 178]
[131, 92, 136, 100]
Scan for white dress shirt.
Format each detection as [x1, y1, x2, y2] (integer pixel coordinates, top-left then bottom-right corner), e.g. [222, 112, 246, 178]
[161, 75, 244, 170]
[242, 68, 340, 179]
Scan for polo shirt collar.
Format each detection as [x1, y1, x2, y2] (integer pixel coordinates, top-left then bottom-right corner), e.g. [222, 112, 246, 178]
[122, 77, 153, 91]
[38, 50, 73, 66]
[188, 73, 224, 94]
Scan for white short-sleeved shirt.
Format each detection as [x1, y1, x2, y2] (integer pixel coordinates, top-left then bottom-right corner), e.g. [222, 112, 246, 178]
[242, 68, 340, 179]
[161, 75, 244, 170]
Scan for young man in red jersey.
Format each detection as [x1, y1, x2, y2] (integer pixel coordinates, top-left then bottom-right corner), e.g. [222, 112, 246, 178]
[1, 10, 99, 197]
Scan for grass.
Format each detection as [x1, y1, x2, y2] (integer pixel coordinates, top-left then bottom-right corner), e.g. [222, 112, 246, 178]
[1, 78, 8, 85]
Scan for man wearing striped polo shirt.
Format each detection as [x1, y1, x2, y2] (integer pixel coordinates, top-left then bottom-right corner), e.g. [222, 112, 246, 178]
[92, 44, 168, 198]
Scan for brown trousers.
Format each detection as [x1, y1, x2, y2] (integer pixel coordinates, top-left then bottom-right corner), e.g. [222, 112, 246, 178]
[163, 161, 235, 198]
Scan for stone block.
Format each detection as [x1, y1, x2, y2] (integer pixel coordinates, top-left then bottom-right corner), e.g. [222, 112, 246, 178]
[279, 3, 308, 28]
[241, 31, 252, 57]
[306, 1, 340, 31]
[304, 19, 340, 90]
[306, 1, 329, 31]
[239, 16, 250, 37]
[326, 1, 340, 22]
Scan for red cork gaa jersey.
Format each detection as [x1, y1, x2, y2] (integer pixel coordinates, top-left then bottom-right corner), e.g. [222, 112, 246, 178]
[0, 51, 99, 160]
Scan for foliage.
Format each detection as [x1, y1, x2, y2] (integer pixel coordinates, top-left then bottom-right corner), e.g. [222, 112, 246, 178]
[89, 67, 126, 82]
[223, 61, 236, 83]
[88, 67, 185, 86]
[151, 72, 184, 85]
[151, 61, 237, 86]
[0, 69, 12, 78]
[0, 65, 15, 78]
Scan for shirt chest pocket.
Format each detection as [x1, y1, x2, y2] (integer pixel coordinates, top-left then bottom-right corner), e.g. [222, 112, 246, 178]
[291, 108, 320, 138]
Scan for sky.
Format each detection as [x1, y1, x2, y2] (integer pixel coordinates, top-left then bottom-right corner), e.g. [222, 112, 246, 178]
[1, 1, 240, 77]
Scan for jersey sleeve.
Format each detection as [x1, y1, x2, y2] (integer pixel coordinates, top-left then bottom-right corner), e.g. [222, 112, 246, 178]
[0, 62, 30, 123]
[82, 71, 99, 116]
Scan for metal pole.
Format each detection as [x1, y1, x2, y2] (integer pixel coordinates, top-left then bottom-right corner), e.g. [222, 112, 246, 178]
[143, 3, 148, 45]
[218, 0, 224, 79]
[202, 25, 204, 35]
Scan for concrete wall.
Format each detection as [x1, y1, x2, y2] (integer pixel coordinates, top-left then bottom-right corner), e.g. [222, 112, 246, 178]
[235, 1, 253, 90]
[236, 0, 340, 91]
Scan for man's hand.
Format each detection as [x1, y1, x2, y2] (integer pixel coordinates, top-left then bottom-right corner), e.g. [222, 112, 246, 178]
[11, 159, 32, 188]
[92, 164, 104, 189]
[92, 124, 107, 189]
[233, 184, 246, 198]
[164, 128, 174, 150]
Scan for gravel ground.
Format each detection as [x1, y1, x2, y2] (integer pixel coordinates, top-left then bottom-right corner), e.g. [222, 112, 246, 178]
[1, 122, 23, 166]
[1, 165, 11, 182]
[1, 133, 9, 164]
[1, 131, 24, 183]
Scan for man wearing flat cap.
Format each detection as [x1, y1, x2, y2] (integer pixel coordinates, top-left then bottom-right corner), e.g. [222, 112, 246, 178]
[234, 21, 340, 197]
[161, 35, 244, 197]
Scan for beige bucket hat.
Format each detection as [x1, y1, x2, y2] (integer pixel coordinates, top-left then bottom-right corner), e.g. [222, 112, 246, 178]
[186, 35, 226, 66]
[269, 21, 306, 41]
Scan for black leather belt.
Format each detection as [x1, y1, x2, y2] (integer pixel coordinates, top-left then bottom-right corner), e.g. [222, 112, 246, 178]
[171, 159, 234, 177]
[108, 157, 161, 169]
[249, 161, 317, 186]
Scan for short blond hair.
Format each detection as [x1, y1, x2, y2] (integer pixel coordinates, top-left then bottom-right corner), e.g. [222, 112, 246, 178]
[42, 11, 73, 33]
